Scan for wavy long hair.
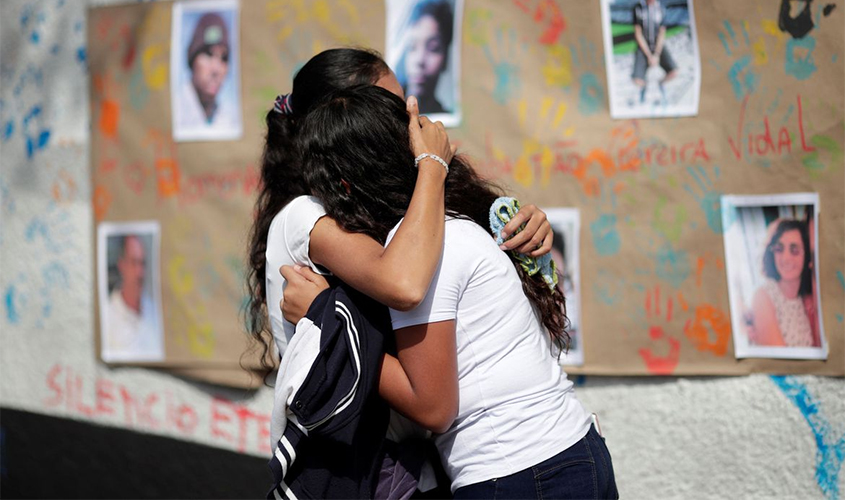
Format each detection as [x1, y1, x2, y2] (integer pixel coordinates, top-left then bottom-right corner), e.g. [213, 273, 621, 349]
[299, 85, 570, 354]
[762, 218, 813, 297]
[246, 48, 391, 373]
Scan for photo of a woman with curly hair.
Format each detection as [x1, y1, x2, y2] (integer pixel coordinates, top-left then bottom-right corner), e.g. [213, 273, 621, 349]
[722, 193, 827, 359]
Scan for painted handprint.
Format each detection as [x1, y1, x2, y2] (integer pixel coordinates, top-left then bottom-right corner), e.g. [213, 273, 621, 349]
[638, 285, 681, 375]
[683, 165, 723, 234]
[512, 0, 565, 46]
[483, 27, 528, 105]
[511, 96, 573, 187]
[717, 21, 761, 101]
[571, 37, 605, 115]
[683, 303, 731, 357]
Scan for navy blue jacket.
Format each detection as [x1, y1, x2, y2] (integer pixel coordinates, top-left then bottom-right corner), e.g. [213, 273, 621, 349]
[267, 284, 391, 499]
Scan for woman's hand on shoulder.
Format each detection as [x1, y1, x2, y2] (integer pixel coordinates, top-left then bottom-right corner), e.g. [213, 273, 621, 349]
[407, 95, 456, 165]
[500, 204, 554, 257]
[280, 265, 330, 324]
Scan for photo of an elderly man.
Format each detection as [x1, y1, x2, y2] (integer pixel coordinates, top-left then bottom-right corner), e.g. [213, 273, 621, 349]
[98, 223, 164, 363]
[171, 0, 241, 141]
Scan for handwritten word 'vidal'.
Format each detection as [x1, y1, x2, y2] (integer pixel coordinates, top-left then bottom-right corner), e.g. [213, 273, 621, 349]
[728, 95, 815, 160]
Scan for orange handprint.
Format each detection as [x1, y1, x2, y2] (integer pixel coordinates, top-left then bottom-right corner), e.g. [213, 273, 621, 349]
[638, 285, 681, 375]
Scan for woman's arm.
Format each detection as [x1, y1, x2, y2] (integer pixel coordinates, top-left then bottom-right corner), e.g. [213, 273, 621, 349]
[281, 265, 459, 433]
[378, 321, 459, 434]
[309, 97, 450, 311]
[751, 288, 786, 347]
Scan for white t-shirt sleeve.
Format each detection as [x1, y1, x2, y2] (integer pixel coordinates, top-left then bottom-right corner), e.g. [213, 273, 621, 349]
[386, 219, 469, 330]
[280, 195, 329, 275]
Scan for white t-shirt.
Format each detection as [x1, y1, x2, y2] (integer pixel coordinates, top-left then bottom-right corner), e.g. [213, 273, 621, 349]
[265, 195, 328, 357]
[104, 289, 163, 362]
[174, 80, 241, 140]
[388, 218, 592, 492]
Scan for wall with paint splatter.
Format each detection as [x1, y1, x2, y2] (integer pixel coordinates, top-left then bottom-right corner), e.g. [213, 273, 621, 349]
[1, 0, 843, 497]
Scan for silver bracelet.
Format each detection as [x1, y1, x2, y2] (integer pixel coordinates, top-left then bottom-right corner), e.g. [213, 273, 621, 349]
[414, 153, 449, 174]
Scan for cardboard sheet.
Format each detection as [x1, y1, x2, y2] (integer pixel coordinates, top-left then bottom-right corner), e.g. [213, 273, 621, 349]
[89, 0, 844, 382]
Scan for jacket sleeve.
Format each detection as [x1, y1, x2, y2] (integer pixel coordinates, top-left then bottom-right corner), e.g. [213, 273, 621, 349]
[290, 285, 391, 446]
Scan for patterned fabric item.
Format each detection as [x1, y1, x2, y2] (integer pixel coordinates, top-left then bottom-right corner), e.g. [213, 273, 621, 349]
[762, 279, 813, 347]
[488, 197, 558, 291]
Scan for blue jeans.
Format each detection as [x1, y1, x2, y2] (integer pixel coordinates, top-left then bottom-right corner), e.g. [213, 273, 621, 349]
[453, 425, 618, 499]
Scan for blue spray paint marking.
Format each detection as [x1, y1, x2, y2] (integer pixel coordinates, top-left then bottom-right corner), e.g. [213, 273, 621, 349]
[4, 286, 20, 324]
[654, 243, 690, 288]
[684, 165, 725, 234]
[577, 73, 603, 115]
[12, 65, 44, 97]
[22, 106, 50, 159]
[39, 262, 69, 318]
[590, 213, 621, 256]
[2, 121, 13, 142]
[24, 210, 72, 253]
[835, 271, 844, 290]
[785, 36, 818, 80]
[770, 376, 845, 500]
[76, 47, 86, 64]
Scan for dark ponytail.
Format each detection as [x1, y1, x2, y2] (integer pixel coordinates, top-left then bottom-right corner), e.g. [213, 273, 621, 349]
[245, 49, 391, 373]
[299, 86, 571, 354]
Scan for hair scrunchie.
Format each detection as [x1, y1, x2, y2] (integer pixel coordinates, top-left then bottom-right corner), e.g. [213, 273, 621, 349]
[273, 93, 294, 115]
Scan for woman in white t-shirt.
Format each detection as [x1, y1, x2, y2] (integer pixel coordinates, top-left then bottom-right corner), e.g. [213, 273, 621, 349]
[285, 85, 618, 498]
[246, 48, 555, 371]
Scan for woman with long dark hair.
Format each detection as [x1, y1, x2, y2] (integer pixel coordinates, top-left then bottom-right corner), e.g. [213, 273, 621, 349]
[286, 85, 617, 499]
[245, 48, 557, 495]
[247, 48, 553, 369]
[748, 217, 818, 347]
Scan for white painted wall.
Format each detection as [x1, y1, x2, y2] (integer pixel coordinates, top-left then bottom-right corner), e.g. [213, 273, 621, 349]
[1, 1, 842, 498]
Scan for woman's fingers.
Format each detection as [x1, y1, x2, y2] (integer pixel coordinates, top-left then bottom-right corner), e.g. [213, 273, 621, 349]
[500, 205, 552, 256]
[500, 209, 529, 242]
[295, 265, 330, 288]
[528, 227, 554, 258]
[412, 113, 453, 164]
[407, 96, 426, 156]
[280, 264, 305, 284]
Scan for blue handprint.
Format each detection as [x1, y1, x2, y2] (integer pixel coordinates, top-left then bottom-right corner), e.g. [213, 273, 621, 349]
[571, 37, 604, 116]
[718, 21, 760, 101]
[784, 36, 817, 80]
[683, 165, 726, 234]
[590, 213, 620, 256]
[483, 28, 527, 105]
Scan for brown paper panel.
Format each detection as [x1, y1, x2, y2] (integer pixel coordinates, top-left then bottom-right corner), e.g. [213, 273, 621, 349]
[90, 0, 843, 382]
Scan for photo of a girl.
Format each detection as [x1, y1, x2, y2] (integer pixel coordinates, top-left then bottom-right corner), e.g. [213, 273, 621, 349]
[722, 193, 827, 359]
[386, 0, 463, 126]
